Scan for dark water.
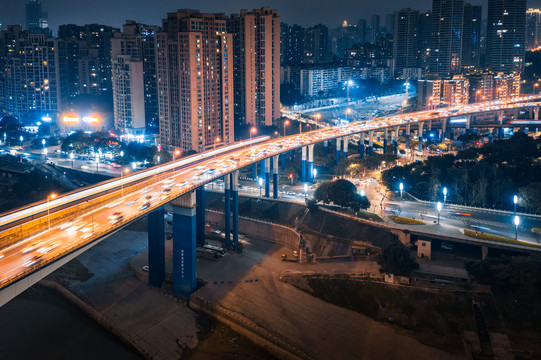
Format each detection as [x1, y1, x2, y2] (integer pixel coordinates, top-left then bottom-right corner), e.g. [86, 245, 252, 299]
[0, 286, 143, 360]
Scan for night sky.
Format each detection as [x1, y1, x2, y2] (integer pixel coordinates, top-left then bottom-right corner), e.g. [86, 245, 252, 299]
[1, 0, 540, 31]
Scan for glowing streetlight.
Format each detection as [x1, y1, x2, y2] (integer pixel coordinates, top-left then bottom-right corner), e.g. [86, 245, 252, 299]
[174, 149, 181, 160]
[258, 177, 263, 196]
[304, 183, 308, 199]
[70, 152, 74, 168]
[399, 182, 404, 199]
[47, 193, 56, 229]
[96, 157, 99, 172]
[250, 127, 257, 139]
[41, 139, 46, 148]
[443, 187, 448, 204]
[313, 168, 317, 182]
[360, 189, 365, 197]
[534, 83, 539, 95]
[19, 135, 23, 146]
[513, 194, 518, 214]
[514, 215, 520, 240]
[157, 155, 161, 163]
[215, 136, 220, 149]
[345, 108, 352, 122]
[437, 202, 442, 224]
[283, 120, 290, 137]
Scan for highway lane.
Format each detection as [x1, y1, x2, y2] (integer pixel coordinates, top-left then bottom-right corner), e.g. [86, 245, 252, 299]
[1, 96, 541, 288]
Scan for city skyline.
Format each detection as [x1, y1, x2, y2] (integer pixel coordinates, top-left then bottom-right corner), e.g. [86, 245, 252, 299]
[0, 0, 499, 31]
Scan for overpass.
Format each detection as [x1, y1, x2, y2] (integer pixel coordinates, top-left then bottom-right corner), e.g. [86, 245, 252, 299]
[1, 95, 541, 307]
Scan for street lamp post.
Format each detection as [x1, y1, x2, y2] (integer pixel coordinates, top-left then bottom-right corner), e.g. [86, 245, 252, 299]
[259, 177, 263, 197]
[250, 127, 257, 139]
[313, 168, 317, 183]
[513, 194, 518, 214]
[360, 189, 365, 197]
[437, 202, 442, 224]
[304, 183, 308, 200]
[284, 120, 289, 137]
[514, 215, 520, 240]
[70, 152, 74, 168]
[47, 193, 56, 229]
[96, 157, 99, 172]
[534, 83, 539, 95]
[345, 108, 351, 122]
[399, 182, 404, 200]
[443, 187, 448, 205]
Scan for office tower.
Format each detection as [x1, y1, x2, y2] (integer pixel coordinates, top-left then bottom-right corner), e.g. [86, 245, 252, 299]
[486, 0, 526, 73]
[357, 19, 367, 43]
[0, 26, 61, 122]
[111, 21, 160, 136]
[370, 15, 380, 42]
[25, 0, 51, 36]
[280, 22, 305, 65]
[57, 24, 119, 97]
[462, 4, 482, 68]
[393, 9, 419, 76]
[156, 10, 233, 152]
[385, 14, 394, 34]
[526, 8, 541, 50]
[228, 7, 280, 128]
[430, 0, 464, 77]
[304, 24, 329, 64]
[331, 22, 360, 58]
[418, 11, 432, 72]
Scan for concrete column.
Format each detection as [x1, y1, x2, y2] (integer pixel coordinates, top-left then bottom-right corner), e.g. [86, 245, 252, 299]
[342, 136, 349, 159]
[358, 133, 365, 158]
[367, 131, 374, 156]
[308, 144, 315, 183]
[514, 108, 519, 120]
[383, 129, 388, 154]
[323, 140, 328, 156]
[535, 107, 539, 121]
[405, 124, 411, 150]
[172, 193, 197, 296]
[301, 146, 307, 183]
[418, 122, 424, 152]
[196, 187, 205, 246]
[148, 207, 165, 288]
[488, 128, 494, 143]
[498, 127, 505, 139]
[231, 171, 239, 248]
[428, 119, 432, 132]
[441, 119, 447, 142]
[273, 156, 279, 199]
[376, 132, 381, 142]
[393, 126, 400, 146]
[497, 111, 504, 124]
[336, 137, 342, 164]
[224, 175, 231, 247]
[260, 159, 266, 177]
[252, 162, 257, 179]
[264, 158, 270, 198]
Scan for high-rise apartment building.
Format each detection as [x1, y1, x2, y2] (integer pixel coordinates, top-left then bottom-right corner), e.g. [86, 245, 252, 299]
[430, 0, 464, 77]
[486, 0, 526, 73]
[111, 21, 160, 136]
[228, 7, 280, 128]
[280, 22, 304, 65]
[0, 26, 61, 121]
[526, 8, 541, 50]
[303, 24, 329, 64]
[156, 10, 233, 152]
[370, 15, 380, 43]
[393, 9, 419, 76]
[357, 19, 367, 44]
[418, 11, 432, 73]
[462, 4, 482, 68]
[58, 24, 119, 97]
[385, 14, 394, 35]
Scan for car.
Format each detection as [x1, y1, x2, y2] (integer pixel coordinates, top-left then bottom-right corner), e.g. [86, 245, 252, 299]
[140, 202, 150, 211]
[109, 212, 124, 224]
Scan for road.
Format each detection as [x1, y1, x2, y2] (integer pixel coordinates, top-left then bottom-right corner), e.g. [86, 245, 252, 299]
[1, 95, 541, 289]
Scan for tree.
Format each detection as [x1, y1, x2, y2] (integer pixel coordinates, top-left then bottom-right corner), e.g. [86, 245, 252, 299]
[313, 179, 370, 212]
[377, 242, 419, 276]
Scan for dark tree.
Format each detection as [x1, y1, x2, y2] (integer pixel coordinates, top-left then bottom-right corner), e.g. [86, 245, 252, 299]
[377, 242, 419, 276]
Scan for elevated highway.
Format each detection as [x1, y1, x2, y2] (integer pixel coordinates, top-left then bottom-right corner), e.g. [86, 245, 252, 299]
[1, 95, 541, 306]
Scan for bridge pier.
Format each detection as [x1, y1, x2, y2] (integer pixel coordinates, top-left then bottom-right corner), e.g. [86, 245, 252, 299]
[260, 159, 265, 179]
[336, 137, 342, 164]
[488, 128, 493, 143]
[172, 192, 197, 296]
[224, 175, 231, 247]
[383, 129, 388, 154]
[264, 158, 270, 198]
[342, 136, 349, 160]
[252, 162, 257, 179]
[301, 146, 307, 182]
[323, 140, 328, 156]
[308, 144, 315, 183]
[196, 187, 205, 246]
[358, 133, 365, 158]
[418, 123, 424, 152]
[231, 171, 239, 248]
[405, 124, 411, 150]
[498, 127, 505, 139]
[273, 156, 279, 198]
[148, 207, 165, 288]
[535, 107, 539, 121]
[441, 118, 447, 142]
[367, 131, 374, 156]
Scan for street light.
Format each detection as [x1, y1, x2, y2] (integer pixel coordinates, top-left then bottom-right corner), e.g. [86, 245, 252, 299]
[70, 152, 74, 168]
[19, 135, 23, 146]
[283, 120, 289, 137]
[258, 177, 263, 197]
[313, 168, 317, 182]
[360, 189, 365, 197]
[513, 194, 518, 214]
[304, 183, 308, 199]
[42, 139, 46, 148]
[250, 127, 257, 139]
[514, 215, 520, 240]
[215, 136, 220, 149]
[534, 83, 539, 95]
[96, 157, 99, 172]
[437, 202, 442, 224]
[345, 79, 353, 103]
[47, 193, 56, 229]
[399, 182, 404, 200]
[345, 108, 352, 122]
[443, 187, 448, 204]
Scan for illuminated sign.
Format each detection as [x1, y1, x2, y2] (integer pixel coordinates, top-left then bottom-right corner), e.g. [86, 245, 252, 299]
[63, 116, 80, 123]
[82, 116, 100, 123]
